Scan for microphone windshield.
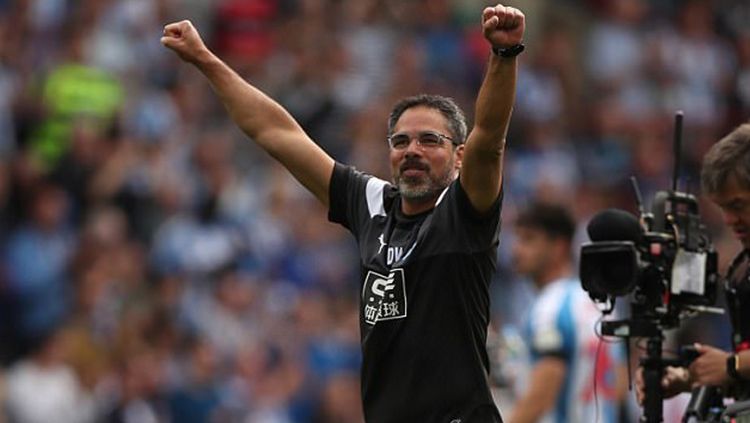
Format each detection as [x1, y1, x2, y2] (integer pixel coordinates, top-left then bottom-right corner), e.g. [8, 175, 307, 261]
[587, 209, 642, 242]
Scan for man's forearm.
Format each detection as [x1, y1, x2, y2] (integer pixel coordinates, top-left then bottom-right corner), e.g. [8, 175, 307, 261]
[186, 49, 334, 205]
[458, 5, 524, 213]
[508, 395, 550, 423]
[161, 20, 334, 204]
[472, 54, 518, 151]
[508, 357, 566, 423]
[195, 54, 306, 150]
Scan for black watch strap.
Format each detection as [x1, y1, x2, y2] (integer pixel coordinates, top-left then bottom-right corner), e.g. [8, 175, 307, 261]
[728, 354, 744, 381]
[492, 43, 525, 58]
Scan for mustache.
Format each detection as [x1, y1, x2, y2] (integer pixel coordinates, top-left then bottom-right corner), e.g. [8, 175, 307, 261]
[399, 159, 430, 173]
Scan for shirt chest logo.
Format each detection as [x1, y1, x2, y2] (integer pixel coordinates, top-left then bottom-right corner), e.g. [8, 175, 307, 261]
[362, 269, 407, 325]
[376, 232, 416, 266]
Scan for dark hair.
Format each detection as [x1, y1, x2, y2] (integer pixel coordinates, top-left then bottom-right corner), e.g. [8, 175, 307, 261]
[515, 202, 576, 242]
[701, 123, 750, 194]
[387, 94, 467, 144]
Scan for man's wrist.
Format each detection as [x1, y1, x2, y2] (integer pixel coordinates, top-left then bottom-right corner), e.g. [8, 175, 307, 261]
[727, 354, 746, 381]
[193, 48, 219, 69]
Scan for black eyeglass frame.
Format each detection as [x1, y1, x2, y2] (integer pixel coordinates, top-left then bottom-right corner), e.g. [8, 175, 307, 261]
[387, 131, 462, 149]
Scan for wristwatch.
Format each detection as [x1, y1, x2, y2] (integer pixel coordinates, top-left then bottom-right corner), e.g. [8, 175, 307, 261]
[492, 43, 525, 58]
[727, 354, 745, 381]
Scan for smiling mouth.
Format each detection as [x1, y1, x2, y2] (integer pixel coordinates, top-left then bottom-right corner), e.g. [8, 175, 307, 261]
[402, 168, 426, 176]
[400, 161, 429, 173]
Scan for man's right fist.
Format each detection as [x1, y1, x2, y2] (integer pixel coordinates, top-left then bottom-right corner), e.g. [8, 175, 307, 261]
[161, 20, 211, 65]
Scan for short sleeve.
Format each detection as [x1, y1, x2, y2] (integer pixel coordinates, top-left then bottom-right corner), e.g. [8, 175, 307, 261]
[328, 162, 392, 237]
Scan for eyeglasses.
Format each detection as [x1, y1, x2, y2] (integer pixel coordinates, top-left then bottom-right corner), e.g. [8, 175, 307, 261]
[387, 131, 459, 150]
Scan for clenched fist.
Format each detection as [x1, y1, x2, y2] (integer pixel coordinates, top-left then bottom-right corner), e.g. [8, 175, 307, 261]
[161, 20, 212, 65]
[482, 4, 525, 49]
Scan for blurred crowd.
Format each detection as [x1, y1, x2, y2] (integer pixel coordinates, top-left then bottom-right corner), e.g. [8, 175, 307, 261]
[0, 0, 749, 422]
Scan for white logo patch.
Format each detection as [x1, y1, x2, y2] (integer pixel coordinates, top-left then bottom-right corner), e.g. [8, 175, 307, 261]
[362, 269, 407, 325]
[377, 233, 387, 255]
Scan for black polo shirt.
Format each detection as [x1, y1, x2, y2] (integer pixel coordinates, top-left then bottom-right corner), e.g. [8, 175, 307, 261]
[328, 163, 503, 423]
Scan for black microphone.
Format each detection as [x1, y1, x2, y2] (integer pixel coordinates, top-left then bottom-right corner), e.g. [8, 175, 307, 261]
[581, 209, 643, 299]
[587, 209, 642, 242]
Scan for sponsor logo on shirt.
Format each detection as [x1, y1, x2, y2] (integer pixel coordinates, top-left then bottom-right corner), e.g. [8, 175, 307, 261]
[362, 269, 407, 325]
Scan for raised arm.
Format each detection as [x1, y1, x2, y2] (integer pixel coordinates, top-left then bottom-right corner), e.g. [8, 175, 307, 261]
[161, 21, 335, 206]
[460, 5, 524, 213]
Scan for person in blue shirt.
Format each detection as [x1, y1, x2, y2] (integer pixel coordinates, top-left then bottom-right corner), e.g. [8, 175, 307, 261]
[508, 202, 627, 423]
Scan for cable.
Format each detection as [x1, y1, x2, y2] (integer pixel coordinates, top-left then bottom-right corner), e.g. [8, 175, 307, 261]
[592, 316, 625, 423]
[594, 335, 603, 423]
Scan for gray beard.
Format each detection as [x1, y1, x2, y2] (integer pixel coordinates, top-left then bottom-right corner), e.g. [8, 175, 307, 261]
[396, 168, 455, 203]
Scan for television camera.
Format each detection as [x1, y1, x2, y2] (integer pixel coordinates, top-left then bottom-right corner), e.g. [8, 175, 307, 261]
[579, 112, 723, 422]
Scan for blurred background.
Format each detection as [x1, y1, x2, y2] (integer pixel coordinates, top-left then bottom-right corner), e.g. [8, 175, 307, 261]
[0, 0, 749, 421]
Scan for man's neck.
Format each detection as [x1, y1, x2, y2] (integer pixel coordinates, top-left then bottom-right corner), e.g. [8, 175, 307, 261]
[401, 196, 438, 216]
[401, 191, 442, 216]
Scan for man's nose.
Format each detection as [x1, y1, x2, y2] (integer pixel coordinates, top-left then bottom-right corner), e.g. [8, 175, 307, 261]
[403, 138, 423, 156]
[723, 211, 740, 226]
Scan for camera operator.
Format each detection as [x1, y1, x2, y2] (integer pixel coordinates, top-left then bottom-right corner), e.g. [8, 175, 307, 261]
[636, 123, 750, 404]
